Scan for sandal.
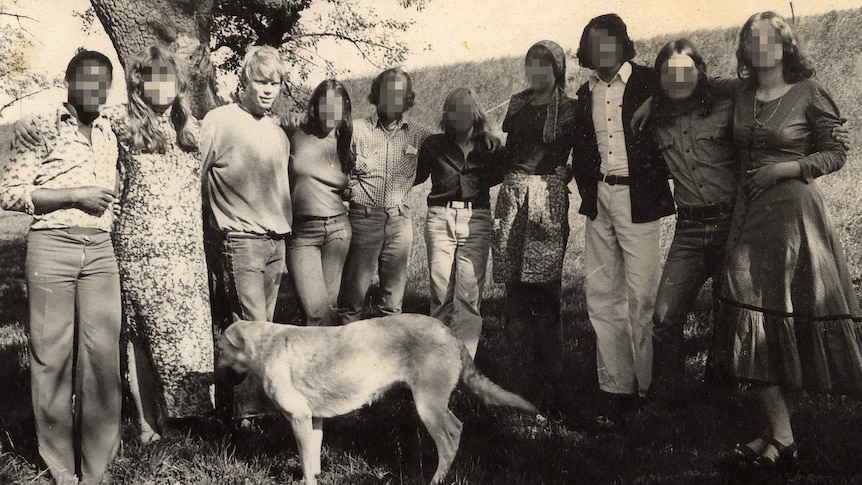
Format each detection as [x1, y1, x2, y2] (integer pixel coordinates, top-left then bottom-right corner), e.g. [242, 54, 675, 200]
[754, 437, 798, 471]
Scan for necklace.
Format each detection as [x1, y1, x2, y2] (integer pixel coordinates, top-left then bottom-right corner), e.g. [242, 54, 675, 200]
[752, 88, 783, 127]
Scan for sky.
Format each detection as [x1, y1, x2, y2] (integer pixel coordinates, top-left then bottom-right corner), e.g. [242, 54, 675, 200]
[2, 0, 861, 118]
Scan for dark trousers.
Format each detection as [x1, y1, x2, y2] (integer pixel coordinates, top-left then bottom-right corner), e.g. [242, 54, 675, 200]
[650, 218, 730, 401]
[504, 280, 563, 405]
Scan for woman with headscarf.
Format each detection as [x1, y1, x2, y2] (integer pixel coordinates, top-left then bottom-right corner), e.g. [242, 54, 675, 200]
[492, 40, 576, 406]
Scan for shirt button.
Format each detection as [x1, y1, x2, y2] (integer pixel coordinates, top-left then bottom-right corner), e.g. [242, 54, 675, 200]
[609, 151, 613, 155]
[686, 149, 691, 153]
[608, 118, 612, 122]
[683, 131, 688, 135]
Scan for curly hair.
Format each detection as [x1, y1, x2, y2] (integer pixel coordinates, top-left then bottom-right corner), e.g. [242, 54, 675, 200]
[126, 44, 196, 153]
[735, 11, 815, 83]
[576, 14, 636, 70]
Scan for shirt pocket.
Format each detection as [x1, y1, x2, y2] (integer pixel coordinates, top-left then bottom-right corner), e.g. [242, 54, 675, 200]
[396, 146, 419, 175]
[694, 128, 731, 161]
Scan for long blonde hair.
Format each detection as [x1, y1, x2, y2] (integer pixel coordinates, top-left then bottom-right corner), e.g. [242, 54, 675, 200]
[126, 44, 196, 153]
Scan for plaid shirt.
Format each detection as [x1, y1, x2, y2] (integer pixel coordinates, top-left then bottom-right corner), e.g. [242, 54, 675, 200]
[349, 113, 432, 207]
[0, 104, 118, 231]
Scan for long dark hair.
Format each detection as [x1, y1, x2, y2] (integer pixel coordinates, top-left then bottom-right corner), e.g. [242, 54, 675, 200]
[650, 39, 717, 126]
[304, 79, 355, 174]
[735, 11, 815, 83]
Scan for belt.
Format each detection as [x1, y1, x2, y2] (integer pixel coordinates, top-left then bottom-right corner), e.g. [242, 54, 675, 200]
[429, 200, 490, 210]
[225, 231, 289, 240]
[294, 213, 345, 223]
[64, 226, 106, 236]
[348, 202, 407, 215]
[599, 173, 630, 185]
[677, 202, 735, 221]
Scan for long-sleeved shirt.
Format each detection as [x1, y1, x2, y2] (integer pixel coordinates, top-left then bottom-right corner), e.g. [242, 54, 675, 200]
[653, 98, 740, 207]
[288, 128, 349, 218]
[415, 133, 506, 208]
[348, 113, 432, 208]
[0, 104, 118, 231]
[201, 103, 292, 235]
[589, 61, 632, 177]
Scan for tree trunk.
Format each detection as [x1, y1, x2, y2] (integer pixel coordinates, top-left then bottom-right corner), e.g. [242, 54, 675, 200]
[90, 0, 220, 118]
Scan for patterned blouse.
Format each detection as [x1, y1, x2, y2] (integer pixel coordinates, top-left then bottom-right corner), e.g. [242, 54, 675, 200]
[0, 104, 118, 231]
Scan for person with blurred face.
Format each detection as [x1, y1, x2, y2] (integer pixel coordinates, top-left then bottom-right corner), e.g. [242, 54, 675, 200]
[12, 46, 218, 446]
[0, 50, 121, 485]
[415, 88, 506, 357]
[112, 45, 215, 443]
[635, 39, 741, 421]
[572, 14, 675, 429]
[492, 40, 576, 406]
[709, 12, 862, 471]
[201, 45, 292, 422]
[286, 80, 354, 326]
[337, 68, 433, 324]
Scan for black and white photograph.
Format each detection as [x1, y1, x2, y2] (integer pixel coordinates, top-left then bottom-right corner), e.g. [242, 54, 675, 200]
[1, 0, 861, 483]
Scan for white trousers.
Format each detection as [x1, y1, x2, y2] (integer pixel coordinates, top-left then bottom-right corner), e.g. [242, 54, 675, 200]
[585, 182, 661, 396]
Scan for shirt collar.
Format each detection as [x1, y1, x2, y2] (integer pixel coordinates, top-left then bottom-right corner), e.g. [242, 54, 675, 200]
[588, 61, 633, 91]
[369, 111, 410, 132]
[58, 102, 108, 130]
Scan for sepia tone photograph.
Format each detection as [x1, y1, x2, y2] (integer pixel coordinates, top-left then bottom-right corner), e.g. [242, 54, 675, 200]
[1, 0, 861, 483]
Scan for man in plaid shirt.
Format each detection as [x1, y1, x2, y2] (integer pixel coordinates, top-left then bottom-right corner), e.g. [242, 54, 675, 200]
[337, 68, 433, 323]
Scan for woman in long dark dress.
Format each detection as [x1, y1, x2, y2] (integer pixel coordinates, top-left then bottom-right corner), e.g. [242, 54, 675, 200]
[716, 12, 862, 468]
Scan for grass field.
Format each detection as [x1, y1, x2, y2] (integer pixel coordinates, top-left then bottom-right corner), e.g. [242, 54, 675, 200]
[3, 7, 862, 485]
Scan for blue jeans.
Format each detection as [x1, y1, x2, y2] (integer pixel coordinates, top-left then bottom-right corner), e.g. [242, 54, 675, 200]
[338, 203, 413, 324]
[650, 218, 730, 401]
[425, 207, 492, 357]
[219, 233, 286, 418]
[26, 229, 122, 485]
[288, 214, 352, 326]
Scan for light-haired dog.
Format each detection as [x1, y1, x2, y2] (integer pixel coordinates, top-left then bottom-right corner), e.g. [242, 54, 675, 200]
[215, 313, 537, 484]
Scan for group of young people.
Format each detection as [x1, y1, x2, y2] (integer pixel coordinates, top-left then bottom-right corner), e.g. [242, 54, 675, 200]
[2, 9, 860, 484]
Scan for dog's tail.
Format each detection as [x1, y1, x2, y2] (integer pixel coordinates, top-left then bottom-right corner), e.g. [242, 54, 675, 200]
[459, 345, 537, 414]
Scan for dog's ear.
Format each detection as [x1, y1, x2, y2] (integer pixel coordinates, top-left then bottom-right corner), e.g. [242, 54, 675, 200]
[223, 325, 245, 349]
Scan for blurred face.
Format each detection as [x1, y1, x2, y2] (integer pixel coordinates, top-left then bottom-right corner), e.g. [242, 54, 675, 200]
[446, 92, 476, 134]
[748, 19, 784, 69]
[660, 53, 699, 101]
[378, 74, 408, 119]
[68, 59, 111, 113]
[525, 56, 556, 92]
[142, 60, 177, 109]
[588, 27, 624, 69]
[318, 89, 344, 130]
[243, 72, 282, 114]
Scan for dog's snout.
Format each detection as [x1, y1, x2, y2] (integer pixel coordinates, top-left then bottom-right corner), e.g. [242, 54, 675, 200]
[214, 363, 248, 386]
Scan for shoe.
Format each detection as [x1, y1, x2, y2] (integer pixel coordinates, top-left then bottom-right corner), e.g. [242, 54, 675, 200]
[719, 435, 767, 471]
[754, 437, 798, 472]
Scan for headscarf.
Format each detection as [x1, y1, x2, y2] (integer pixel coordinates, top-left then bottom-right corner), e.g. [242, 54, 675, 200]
[502, 40, 575, 143]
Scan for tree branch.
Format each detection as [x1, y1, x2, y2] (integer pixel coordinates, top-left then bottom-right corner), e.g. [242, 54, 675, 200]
[0, 11, 38, 37]
[0, 86, 52, 117]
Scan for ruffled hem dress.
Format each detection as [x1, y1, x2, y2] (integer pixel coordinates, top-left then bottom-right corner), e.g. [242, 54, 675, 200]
[715, 79, 862, 393]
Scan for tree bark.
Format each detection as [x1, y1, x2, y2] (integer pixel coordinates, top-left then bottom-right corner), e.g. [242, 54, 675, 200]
[90, 0, 220, 117]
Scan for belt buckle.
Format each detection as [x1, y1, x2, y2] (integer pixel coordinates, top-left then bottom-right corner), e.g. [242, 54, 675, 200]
[450, 201, 466, 209]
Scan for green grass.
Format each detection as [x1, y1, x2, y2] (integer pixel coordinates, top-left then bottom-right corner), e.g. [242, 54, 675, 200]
[4, 7, 862, 484]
